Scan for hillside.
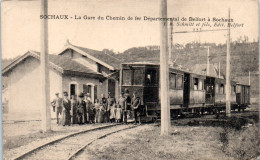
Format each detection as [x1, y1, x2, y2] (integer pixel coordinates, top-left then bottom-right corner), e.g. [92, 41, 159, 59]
[2, 42, 259, 97]
[113, 42, 259, 98]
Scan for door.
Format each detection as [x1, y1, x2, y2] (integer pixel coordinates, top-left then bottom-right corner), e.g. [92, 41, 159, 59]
[70, 84, 77, 98]
[183, 73, 190, 107]
[108, 79, 116, 98]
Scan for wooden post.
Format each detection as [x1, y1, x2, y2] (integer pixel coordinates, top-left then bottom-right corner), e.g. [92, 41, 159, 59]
[249, 71, 251, 85]
[168, 20, 173, 65]
[40, 0, 51, 132]
[160, 0, 170, 135]
[226, 8, 231, 117]
[206, 46, 210, 76]
[218, 62, 221, 78]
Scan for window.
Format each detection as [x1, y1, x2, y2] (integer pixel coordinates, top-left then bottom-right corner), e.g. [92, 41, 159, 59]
[220, 84, 225, 94]
[70, 83, 78, 98]
[233, 85, 236, 94]
[133, 69, 143, 85]
[236, 85, 241, 93]
[122, 70, 132, 85]
[215, 84, 219, 94]
[169, 73, 176, 89]
[194, 78, 199, 90]
[145, 69, 157, 86]
[198, 79, 203, 90]
[176, 75, 183, 89]
[97, 63, 102, 73]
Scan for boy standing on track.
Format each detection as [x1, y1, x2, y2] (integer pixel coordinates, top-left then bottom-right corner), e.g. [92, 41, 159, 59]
[51, 93, 63, 125]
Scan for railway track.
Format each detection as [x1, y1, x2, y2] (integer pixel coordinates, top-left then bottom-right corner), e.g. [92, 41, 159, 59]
[13, 124, 138, 160]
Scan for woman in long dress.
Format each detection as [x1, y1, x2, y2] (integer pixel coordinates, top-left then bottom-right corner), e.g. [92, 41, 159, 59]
[61, 92, 71, 126]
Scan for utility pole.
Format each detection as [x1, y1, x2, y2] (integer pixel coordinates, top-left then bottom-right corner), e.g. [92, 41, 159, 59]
[160, 0, 170, 136]
[249, 71, 251, 85]
[168, 19, 173, 65]
[206, 46, 210, 76]
[218, 62, 221, 78]
[226, 8, 231, 117]
[40, 0, 51, 132]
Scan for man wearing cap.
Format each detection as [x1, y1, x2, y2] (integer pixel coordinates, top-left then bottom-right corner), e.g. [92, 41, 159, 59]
[70, 95, 78, 124]
[61, 91, 71, 126]
[51, 93, 63, 124]
[101, 93, 108, 122]
[131, 92, 141, 125]
[118, 92, 126, 123]
[77, 92, 86, 124]
[85, 93, 95, 123]
[124, 89, 131, 124]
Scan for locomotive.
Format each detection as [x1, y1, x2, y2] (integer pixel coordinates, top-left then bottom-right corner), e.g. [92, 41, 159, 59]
[119, 62, 250, 121]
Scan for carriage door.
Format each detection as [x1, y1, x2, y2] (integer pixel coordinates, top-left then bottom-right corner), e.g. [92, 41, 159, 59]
[108, 79, 116, 98]
[183, 73, 190, 107]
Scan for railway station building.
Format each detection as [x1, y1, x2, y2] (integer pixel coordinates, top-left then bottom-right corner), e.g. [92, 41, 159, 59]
[2, 41, 121, 120]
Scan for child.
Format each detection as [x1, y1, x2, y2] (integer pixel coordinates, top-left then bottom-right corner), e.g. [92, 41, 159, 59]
[109, 102, 116, 123]
[97, 101, 104, 123]
[94, 99, 100, 123]
[115, 103, 122, 123]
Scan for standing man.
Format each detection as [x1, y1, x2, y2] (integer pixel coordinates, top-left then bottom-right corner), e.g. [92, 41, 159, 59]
[61, 91, 71, 126]
[131, 92, 141, 125]
[124, 89, 131, 124]
[118, 92, 126, 123]
[71, 95, 78, 124]
[101, 93, 108, 122]
[51, 93, 63, 125]
[77, 93, 86, 124]
[85, 93, 95, 123]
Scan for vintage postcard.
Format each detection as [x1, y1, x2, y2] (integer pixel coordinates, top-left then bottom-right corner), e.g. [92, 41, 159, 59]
[1, 0, 259, 159]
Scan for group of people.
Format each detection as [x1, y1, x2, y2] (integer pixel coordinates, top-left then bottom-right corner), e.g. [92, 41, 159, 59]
[51, 89, 142, 126]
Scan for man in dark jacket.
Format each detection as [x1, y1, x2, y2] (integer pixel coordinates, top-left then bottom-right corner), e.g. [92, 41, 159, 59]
[131, 92, 141, 125]
[77, 93, 86, 124]
[118, 92, 126, 123]
[124, 89, 131, 124]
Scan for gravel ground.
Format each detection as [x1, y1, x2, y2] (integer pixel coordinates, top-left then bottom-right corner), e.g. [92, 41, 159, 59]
[3, 120, 116, 159]
[21, 125, 134, 160]
[78, 124, 233, 160]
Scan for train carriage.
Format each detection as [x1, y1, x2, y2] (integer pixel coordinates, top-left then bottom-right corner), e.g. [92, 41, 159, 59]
[235, 83, 250, 111]
[120, 62, 206, 120]
[120, 62, 251, 121]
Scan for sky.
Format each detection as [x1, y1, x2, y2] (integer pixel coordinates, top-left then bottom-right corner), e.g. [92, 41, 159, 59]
[1, 0, 259, 59]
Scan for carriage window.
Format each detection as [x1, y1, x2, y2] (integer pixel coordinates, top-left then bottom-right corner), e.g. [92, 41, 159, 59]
[215, 84, 219, 94]
[194, 78, 199, 90]
[177, 75, 183, 89]
[122, 70, 132, 85]
[169, 73, 176, 89]
[133, 69, 143, 85]
[220, 84, 225, 94]
[198, 79, 203, 90]
[236, 85, 241, 93]
[145, 69, 157, 86]
[233, 85, 236, 94]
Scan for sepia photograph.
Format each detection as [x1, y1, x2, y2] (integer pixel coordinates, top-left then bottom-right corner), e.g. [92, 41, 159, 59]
[1, 0, 259, 159]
